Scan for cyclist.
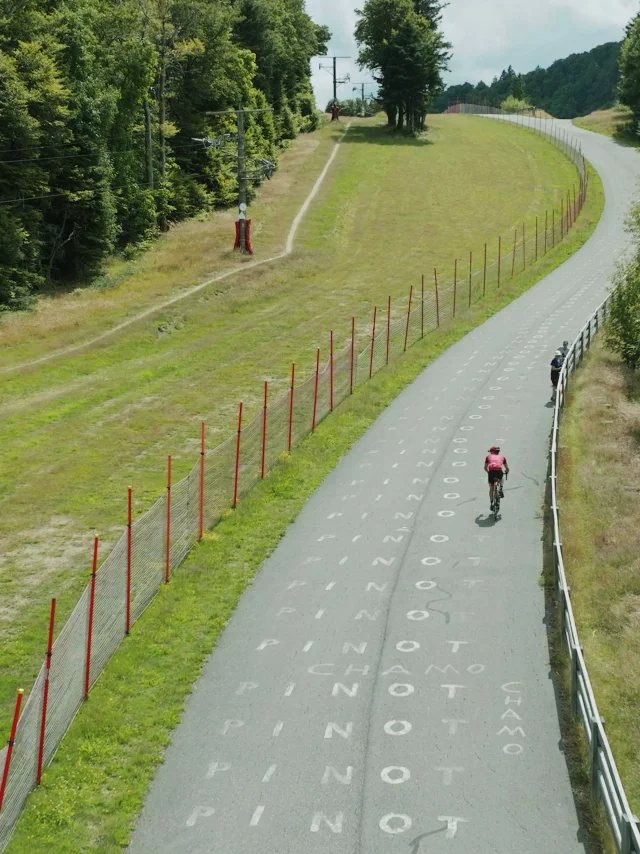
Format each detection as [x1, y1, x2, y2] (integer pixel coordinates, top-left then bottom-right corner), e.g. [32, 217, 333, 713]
[484, 446, 509, 508]
[559, 340, 570, 359]
[550, 350, 564, 398]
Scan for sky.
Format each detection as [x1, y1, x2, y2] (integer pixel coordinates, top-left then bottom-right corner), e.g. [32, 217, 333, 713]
[305, 0, 637, 108]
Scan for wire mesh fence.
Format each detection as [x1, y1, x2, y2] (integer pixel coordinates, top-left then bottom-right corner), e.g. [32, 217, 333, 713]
[0, 106, 591, 851]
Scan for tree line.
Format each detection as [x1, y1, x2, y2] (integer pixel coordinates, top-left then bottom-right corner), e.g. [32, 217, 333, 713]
[0, 0, 329, 310]
[431, 41, 621, 119]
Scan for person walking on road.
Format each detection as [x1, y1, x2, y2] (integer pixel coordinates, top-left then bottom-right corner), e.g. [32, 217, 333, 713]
[550, 350, 564, 399]
[484, 445, 509, 508]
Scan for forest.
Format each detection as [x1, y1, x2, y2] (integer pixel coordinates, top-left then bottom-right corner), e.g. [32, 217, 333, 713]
[431, 41, 621, 119]
[0, 0, 329, 310]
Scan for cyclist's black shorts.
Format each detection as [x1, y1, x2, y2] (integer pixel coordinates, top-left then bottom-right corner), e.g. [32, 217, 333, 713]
[488, 470, 504, 484]
[551, 371, 560, 387]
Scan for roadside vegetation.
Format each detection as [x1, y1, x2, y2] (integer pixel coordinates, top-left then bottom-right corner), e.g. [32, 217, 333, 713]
[4, 156, 605, 850]
[573, 106, 639, 146]
[557, 340, 640, 820]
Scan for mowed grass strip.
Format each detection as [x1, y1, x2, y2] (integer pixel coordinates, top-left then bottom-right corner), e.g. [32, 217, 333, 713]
[0, 117, 596, 742]
[4, 193, 605, 852]
[558, 339, 640, 818]
[573, 106, 640, 147]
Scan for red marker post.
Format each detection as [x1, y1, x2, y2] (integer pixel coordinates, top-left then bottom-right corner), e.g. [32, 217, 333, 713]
[0, 689, 24, 813]
[84, 536, 99, 698]
[37, 598, 56, 785]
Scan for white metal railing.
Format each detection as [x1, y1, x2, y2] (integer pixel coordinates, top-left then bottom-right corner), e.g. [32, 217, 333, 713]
[550, 297, 640, 853]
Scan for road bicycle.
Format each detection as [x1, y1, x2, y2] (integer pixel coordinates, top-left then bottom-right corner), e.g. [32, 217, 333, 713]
[490, 473, 507, 519]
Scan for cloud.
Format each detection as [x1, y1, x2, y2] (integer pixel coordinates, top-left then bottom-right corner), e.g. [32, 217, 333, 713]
[305, 0, 633, 105]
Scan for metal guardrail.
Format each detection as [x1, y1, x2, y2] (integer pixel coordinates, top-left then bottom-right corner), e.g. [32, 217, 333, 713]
[550, 297, 640, 853]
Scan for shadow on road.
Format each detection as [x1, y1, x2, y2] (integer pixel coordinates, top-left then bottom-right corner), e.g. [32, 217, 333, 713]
[474, 513, 498, 527]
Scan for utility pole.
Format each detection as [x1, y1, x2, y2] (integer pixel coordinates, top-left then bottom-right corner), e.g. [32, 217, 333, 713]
[352, 82, 378, 117]
[195, 106, 275, 256]
[319, 56, 350, 104]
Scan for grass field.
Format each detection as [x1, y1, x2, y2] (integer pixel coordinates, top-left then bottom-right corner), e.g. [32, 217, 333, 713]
[4, 191, 605, 852]
[0, 113, 599, 755]
[557, 340, 640, 820]
[573, 106, 639, 147]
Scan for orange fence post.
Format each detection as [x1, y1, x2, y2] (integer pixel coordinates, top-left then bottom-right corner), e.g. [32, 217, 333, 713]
[233, 404, 242, 508]
[434, 269, 440, 327]
[404, 285, 413, 351]
[261, 381, 268, 478]
[126, 487, 132, 633]
[288, 364, 295, 451]
[165, 456, 171, 582]
[545, 211, 548, 255]
[483, 244, 487, 296]
[386, 296, 391, 365]
[36, 599, 56, 786]
[312, 348, 320, 432]
[369, 306, 377, 379]
[199, 424, 205, 540]
[84, 536, 99, 697]
[0, 689, 24, 813]
[453, 260, 457, 317]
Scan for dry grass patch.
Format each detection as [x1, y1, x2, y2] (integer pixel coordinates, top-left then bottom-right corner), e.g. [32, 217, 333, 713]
[573, 107, 639, 146]
[559, 339, 640, 815]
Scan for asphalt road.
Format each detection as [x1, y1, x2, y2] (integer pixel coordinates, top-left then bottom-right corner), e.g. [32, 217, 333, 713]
[128, 121, 640, 854]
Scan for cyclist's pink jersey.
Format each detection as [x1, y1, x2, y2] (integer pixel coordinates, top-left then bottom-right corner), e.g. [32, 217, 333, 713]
[486, 453, 506, 471]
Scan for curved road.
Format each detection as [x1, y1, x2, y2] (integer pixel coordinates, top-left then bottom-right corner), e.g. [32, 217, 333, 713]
[128, 122, 639, 853]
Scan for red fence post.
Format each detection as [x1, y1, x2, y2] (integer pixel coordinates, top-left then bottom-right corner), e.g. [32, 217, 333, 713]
[233, 404, 242, 508]
[386, 296, 391, 365]
[483, 244, 487, 296]
[312, 349, 320, 432]
[468, 251, 472, 307]
[36, 599, 56, 786]
[199, 424, 205, 540]
[421, 275, 424, 338]
[126, 487, 132, 633]
[329, 332, 334, 411]
[37, 598, 56, 786]
[545, 211, 548, 255]
[369, 306, 377, 379]
[498, 236, 501, 287]
[261, 381, 268, 478]
[288, 364, 295, 451]
[511, 230, 517, 278]
[165, 456, 171, 582]
[404, 285, 413, 351]
[0, 688, 24, 813]
[349, 319, 355, 394]
[84, 536, 99, 698]
[453, 260, 457, 317]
